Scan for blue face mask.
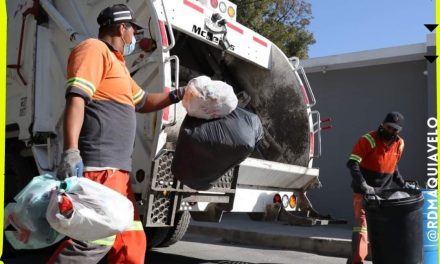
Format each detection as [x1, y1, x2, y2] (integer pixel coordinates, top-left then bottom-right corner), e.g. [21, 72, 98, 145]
[123, 35, 136, 56]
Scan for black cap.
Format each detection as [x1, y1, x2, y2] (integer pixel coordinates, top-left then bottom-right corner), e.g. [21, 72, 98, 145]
[383, 112, 404, 131]
[97, 4, 144, 30]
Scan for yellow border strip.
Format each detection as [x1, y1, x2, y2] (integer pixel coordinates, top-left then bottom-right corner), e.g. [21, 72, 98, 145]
[0, 0, 6, 261]
[437, 0, 440, 258]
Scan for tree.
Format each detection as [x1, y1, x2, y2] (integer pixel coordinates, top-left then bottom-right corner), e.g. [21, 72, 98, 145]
[234, 0, 315, 58]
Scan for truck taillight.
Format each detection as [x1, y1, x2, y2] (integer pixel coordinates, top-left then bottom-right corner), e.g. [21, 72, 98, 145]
[219, 1, 227, 13]
[210, 0, 218, 8]
[282, 195, 289, 208]
[273, 194, 282, 204]
[159, 20, 168, 47]
[227, 6, 235, 18]
[289, 195, 297, 209]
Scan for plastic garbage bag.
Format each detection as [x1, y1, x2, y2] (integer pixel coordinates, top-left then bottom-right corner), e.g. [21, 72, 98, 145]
[172, 107, 264, 190]
[4, 174, 65, 249]
[46, 176, 134, 241]
[182, 75, 238, 119]
[388, 191, 411, 200]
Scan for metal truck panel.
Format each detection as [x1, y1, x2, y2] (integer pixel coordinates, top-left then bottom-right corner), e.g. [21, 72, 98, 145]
[237, 158, 319, 190]
[160, 0, 271, 69]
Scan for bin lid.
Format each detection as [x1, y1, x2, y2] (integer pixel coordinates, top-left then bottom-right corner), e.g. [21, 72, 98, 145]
[364, 188, 423, 209]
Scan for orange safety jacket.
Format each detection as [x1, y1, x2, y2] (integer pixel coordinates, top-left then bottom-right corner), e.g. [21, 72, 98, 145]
[347, 131, 405, 193]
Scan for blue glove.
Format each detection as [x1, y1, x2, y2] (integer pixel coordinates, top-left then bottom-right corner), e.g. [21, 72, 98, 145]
[360, 182, 375, 195]
[57, 149, 84, 180]
[169, 86, 186, 104]
[403, 181, 417, 190]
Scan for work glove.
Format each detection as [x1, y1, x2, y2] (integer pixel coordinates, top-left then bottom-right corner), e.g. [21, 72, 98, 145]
[57, 149, 84, 180]
[169, 86, 186, 104]
[360, 182, 375, 195]
[403, 181, 417, 190]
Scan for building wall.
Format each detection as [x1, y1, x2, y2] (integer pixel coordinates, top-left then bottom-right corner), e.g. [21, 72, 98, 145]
[305, 60, 428, 224]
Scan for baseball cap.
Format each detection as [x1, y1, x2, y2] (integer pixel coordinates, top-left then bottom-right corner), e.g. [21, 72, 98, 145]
[97, 4, 144, 30]
[383, 111, 404, 131]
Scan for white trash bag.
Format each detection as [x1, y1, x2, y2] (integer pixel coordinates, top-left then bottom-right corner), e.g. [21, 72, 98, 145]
[182, 75, 238, 119]
[46, 176, 134, 241]
[4, 174, 65, 249]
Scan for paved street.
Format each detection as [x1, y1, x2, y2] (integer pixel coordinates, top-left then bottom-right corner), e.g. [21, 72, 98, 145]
[1, 233, 371, 264]
[149, 233, 362, 264]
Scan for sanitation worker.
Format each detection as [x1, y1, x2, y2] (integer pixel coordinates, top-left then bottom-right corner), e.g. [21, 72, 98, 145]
[346, 111, 414, 264]
[48, 3, 185, 264]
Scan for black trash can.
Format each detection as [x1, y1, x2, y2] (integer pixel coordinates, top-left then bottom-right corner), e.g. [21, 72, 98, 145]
[363, 189, 424, 264]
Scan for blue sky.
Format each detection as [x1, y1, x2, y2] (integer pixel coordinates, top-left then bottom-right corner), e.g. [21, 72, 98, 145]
[308, 1, 435, 58]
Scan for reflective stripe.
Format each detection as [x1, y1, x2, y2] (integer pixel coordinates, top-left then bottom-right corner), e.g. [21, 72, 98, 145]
[66, 77, 96, 96]
[125, 220, 144, 231]
[88, 235, 116, 246]
[362, 133, 376, 148]
[349, 154, 362, 163]
[353, 227, 368, 233]
[133, 90, 145, 104]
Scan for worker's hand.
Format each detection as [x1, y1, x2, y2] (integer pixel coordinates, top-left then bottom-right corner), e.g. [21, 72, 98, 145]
[57, 149, 84, 180]
[403, 181, 417, 190]
[168, 86, 186, 104]
[360, 182, 375, 195]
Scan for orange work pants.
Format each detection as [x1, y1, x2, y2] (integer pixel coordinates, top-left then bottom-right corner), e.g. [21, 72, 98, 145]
[350, 193, 368, 264]
[48, 170, 147, 264]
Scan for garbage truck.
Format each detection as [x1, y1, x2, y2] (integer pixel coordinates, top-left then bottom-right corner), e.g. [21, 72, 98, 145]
[5, 0, 326, 250]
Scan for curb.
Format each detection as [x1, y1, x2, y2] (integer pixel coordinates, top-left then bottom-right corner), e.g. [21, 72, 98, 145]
[187, 224, 351, 258]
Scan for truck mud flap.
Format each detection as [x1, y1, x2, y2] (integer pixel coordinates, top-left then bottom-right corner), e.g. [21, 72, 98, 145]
[264, 203, 347, 226]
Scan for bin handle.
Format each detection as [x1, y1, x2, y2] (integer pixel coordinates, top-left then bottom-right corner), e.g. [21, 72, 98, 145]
[364, 194, 381, 209]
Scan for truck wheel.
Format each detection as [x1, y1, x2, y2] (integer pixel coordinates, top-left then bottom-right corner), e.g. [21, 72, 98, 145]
[146, 211, 191, 249]
[146, 227, 171, 249]
[158, 210, 191, 247]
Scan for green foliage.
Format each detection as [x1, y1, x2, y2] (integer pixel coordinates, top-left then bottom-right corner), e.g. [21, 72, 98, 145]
[234, 0, 315, 58]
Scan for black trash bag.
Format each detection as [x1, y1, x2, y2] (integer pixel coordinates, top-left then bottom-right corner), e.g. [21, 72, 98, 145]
[171, 107, 264, 190]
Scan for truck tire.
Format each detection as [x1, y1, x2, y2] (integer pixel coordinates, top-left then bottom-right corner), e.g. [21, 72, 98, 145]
[146, 211, 191, 249]
[158, 210, 191, 247]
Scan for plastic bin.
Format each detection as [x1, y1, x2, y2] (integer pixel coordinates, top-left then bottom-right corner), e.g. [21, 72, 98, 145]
[363, 189, 424, 264]
[421, 189, 438, 264]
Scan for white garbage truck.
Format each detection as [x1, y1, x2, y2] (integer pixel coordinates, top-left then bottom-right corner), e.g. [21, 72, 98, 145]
[5, 0, 328, 250]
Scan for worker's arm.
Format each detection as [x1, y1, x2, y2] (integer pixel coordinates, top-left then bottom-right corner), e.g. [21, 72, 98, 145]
[58, 94, 85, 179]
[63, 94, 85, 150]
[138, 92, 174, 113]
[347, 160, 367, 186]
[137, 87, 185, 113]
[347, 160, 375, 194]
[392, 166, 405, 187]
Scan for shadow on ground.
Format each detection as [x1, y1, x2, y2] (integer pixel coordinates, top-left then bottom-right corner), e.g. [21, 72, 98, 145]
[148, 250, 282, 264]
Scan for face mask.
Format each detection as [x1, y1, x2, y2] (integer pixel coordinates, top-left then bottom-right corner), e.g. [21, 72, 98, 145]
[122, 35, 136, 56]
[378, 126, 397, 141]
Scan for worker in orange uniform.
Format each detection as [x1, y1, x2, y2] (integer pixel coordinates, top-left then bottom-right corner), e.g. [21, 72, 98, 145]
[346, 112, 414, 264]
[48, 4, 185, 264]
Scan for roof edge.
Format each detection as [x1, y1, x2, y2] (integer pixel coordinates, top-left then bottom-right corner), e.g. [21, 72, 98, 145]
[297, 42, 427, 73]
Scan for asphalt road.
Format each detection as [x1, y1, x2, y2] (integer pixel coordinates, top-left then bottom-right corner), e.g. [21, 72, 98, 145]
[1, 234, 370, 264]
